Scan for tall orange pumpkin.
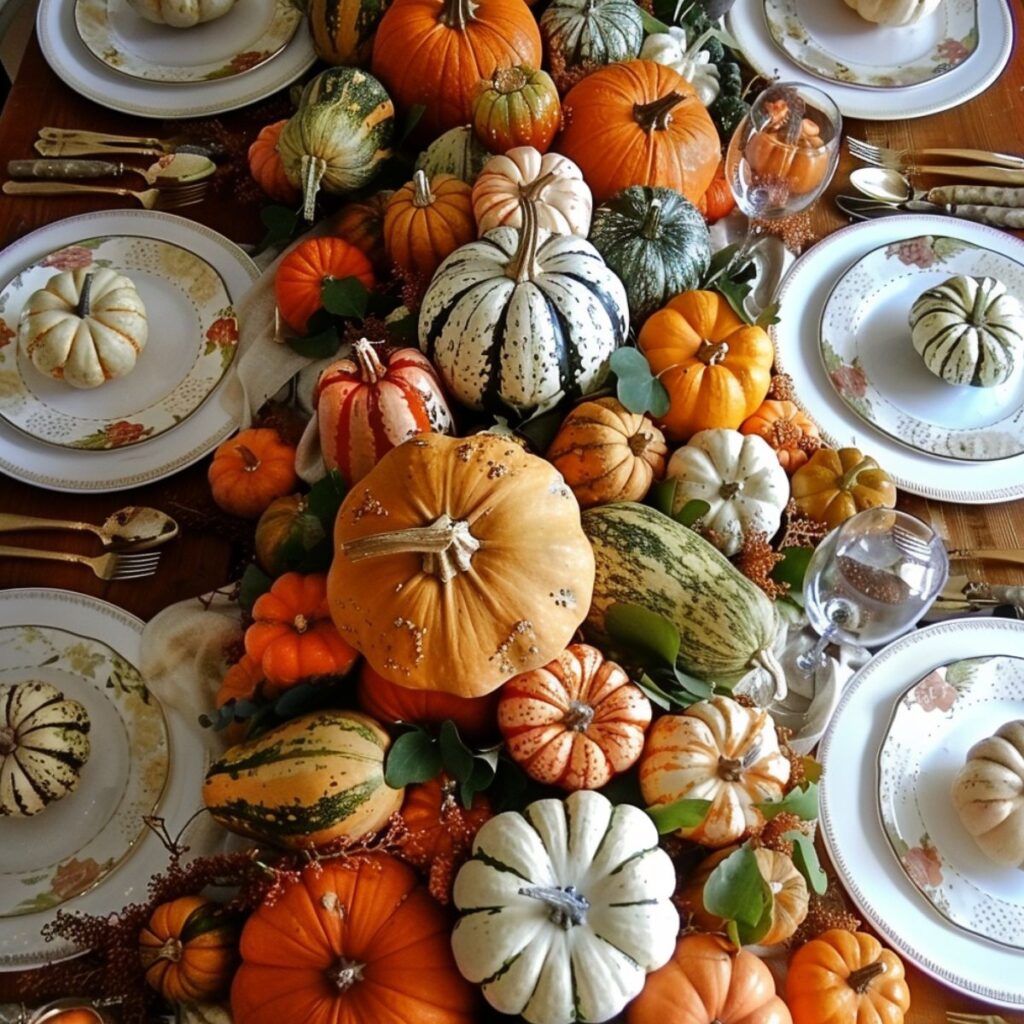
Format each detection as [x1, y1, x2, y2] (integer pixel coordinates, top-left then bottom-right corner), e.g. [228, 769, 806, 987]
[372, 0, 541, 139]
[556, 60, 720, 204]
[231, 854, 478, 1024]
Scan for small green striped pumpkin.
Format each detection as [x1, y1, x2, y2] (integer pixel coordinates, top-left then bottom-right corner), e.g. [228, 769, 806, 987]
[539, 0, 644, 67]
[414, 126, 492, 185]
[308, 0, 387, 67]
[202, 709, 403, 849]
[0, 681, 91, 817]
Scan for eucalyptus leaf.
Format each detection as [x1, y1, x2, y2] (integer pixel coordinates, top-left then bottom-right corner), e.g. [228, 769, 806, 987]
[238, 563, 272, 614]
[635, 672, 678, 711]
[439, 720, 475, 782]
[674, 667, 714, 699]
[785, 830, 828, 895]
[675, 498, 711, 528]
[460, 757, 497, 809]
[646, 798, 712, 835]
[321, 276, 370, 319]
[255, 204, 300, 255]
[703, 844, 772, 933]
[647, 477, 678, 516]
[273, 681, 326, 719]
[758, 781, 819, 821]
[384, 728, 442, 788]
[772, 546, 814, 593]
[387, 312, 418, 343]
[610, 347, 671, 417]
[288, 324, 340, 359]
[306, 469, 347, 529]
[606, 602, 680, 666]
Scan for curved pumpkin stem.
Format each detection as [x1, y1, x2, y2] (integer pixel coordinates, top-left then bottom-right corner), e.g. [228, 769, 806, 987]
[563, 699, 595, 731]
[352, 338, 388, 385]
[411, 169, 435, 208]
[520, 170, 558, 203]
[640, 198, 664, 241]
[697, 340, 729, 366]
[155, 937, 183, 964]
[753, 646, 787, 701]
[76, 272, 94, 318]
[518, 884, 590, 929]
[719, 481, 741, 500]
[300, 154, 327, 223]
[327, 957, 366, 991]
[838, 456, 878, 492]
[507, 199, 542, 284]
[847, 961, 886, 993]
[439, 0, 478, 29]
[235, 445, 261, 472]
[633, 92, 687, 133]
[628, 431, 653, 457]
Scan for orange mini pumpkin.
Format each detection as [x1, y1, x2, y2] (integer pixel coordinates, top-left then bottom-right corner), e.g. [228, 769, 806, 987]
[741, 399, 821, 474]
[245, 572, 358, 689]
[208, 428, 298, 519]
[471, 64, 561, 154]
[215, 654, 264, 744]
[249, 120, 300, 205]
[791, 447, 897, 528]
[329, 191, 394, 275]
[698, 160, 735, 223]
[498, 643, 652, 790]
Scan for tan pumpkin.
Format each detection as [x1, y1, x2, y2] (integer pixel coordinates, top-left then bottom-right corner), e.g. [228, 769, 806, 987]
[498, 643, 652, 790]
[639, 695, 791, 847]
[791, 447, 897, 528]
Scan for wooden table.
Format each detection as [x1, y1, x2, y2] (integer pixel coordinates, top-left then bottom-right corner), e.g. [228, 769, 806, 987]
[0, 12, 1022, 1022]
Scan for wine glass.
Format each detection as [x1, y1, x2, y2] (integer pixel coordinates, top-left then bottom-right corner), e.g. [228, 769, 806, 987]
[796, 507, 949, 673]
[724, 81, 842, 269]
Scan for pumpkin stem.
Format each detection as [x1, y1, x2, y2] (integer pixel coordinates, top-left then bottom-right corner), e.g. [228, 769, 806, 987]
[352, 338, 388, 384]
[155, 938, 183, 964]
[293, 613, 310, 634]
[342, 513, 481, 584]
[518, 884, 590, 928]
[520, 170, 559, 203]
[0, 726, 15, 755]
[300, 154, 327, 223]
[640, 198, 664, 240]
[411, 169, 435, 208]
[563, 699, 595, 731]
[847, 961, 886, 993]
[718, 755, 744, 781]
[753, 647, 788, 701]
[719, 481, 741, 499]
[838, 456, 878, 492]
[235, 445, 261, 472]
[506, 199, 542, 284]
[76, 272, 94, 318]
[697, 340, 729, 366]
[968, 282, 989, 327]
[492, 64, 530, 94]
[327, 957, 366, 992]
[633, 92, 687, 133]
[439, 0, 477, 29]
[628, 431, 652, 456]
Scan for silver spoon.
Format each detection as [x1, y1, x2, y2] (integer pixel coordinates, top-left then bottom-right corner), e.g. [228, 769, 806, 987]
[7, 152, 216, 187]
[850, 166, 925, 204]
[0, 506, 179, 550]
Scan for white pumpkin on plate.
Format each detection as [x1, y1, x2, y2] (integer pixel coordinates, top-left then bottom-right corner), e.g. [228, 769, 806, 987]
[842, 0, 942, 27]
[125, 0, 238, 26]
[18, 266, 148, 389]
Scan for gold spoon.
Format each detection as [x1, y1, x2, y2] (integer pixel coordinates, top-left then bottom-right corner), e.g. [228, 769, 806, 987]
[0, 506, 179, 550]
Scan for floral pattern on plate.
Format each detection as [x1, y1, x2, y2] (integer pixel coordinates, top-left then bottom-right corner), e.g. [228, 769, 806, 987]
[0, 624, 169, 918]
[877, 656, 1024, 950]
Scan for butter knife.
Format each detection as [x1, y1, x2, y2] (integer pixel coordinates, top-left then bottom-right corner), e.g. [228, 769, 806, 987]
[836, 194, 1024, 228]
[7, 158, 124, 179]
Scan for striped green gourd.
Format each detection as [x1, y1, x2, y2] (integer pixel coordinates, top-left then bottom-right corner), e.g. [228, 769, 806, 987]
[202, 709, 403, 849]
[540, 0, 644, 67]
[581, 502, 787, 697]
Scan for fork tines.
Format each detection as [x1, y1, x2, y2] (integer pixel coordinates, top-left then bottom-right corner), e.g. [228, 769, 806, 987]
[156, 182, 209, 210]
[846, 137, 900, 167]
[112, 551, 162, 580]
[946, 1012, 1009, 1024]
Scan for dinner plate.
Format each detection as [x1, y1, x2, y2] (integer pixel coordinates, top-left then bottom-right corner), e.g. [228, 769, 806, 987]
[773, 215, 1024, 503]
[0, 624, 169, 919]
[727, 0, 1013, 119]
[38, 0, 315, 119]
[820, 616, 1024, 1008]
[0, 590, 212, 970]
[0, 211, 257, 492]
[819, 235, 1024, 462]
[74, 0, 302, 84]
[877, 655, 1024, 951]
[763, 0, 978, 90]
[0, 235, 238, 451]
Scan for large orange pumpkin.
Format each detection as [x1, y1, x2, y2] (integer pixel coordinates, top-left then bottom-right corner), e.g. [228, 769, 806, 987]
[637, 290, 774, 441]
[371, 0, 542, 140]
[231, 854, 478, 1024]
[556, 60, 720, 204]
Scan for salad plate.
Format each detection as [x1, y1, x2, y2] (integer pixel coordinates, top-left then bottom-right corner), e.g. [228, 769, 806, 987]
[819, 235, 1024, 462]
[878, 656, 1024, 951]
[0, 235, 237, 451]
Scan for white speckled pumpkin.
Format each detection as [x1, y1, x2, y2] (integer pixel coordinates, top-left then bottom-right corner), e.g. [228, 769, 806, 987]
[842, 0, 941, 25]
[125, 0, 237, 26]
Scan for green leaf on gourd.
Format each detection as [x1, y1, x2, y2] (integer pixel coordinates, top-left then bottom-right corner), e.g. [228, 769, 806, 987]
[517, 402, 570, 451]
[288, 324, 340, 359]
[675, 499, 711, 528]
[460, 758, 497, 809]
[307, 469, 347, 529]
[255, 204, 301, 255]
[273, 680, 330, 719]
[635, 672, 680, 710]
[646, 798, 712, 834]
[322, 276, 370, 319]
[772, 546, 814, 593]
[439, 719, 475, 782]
[647, 477, 678, 516]
[785, 830, 828, 895]
[638, 8, 671, 33]
[606, 602, 681, 666]
[755, 301, 781, 328]
[610, 348, 671, 418]
[758, 781, 819, 821]
[239, 563, 272, 614]
[674, 666, 714, 699]
[704, 844, 774, 945]
[384, 727, 442, 788]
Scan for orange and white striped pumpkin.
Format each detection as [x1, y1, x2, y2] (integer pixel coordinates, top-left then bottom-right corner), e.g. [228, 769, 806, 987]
[316, 338, 454, 484]
[498, 643, 651, 790]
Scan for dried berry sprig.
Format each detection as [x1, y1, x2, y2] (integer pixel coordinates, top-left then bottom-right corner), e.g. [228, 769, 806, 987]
[792, 885, 862, 945]
[735, 530, 788, 600]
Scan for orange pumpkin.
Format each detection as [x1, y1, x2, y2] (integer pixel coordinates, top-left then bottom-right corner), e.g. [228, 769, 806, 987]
[556, 60, 720, 204]
[329, 191, 394, 275]
[471, 64, 561, 154]
[547, 396, 667, 509]
[791, 448, 897, 528]
[358, 664, 500, 742]
[746, 100, 831, 197]
[698, 160, 735, 223]
[741, 399, 821, 474]
[245, 572, 359, 689]
[215, 654, 264, 744]
[498, 643, 651, 790]
[248, 120, 300, 204]
[383, 170, 476, 280]
[787, 930, 911, 1024]
[626, 933, 791, 1024]
[637, 290, 774, 441]
[371, 0, 542, 140]
[208, 428, 299, 519]
[274, 236, 376, 334]
[231, 854, 477, 1024]
[139, 896, 238, 1003]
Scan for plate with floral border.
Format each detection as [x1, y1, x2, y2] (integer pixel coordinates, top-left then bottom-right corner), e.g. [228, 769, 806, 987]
[819, 235, 1024, 463]
[0, 234, 238, 451]
[877, 655, 1024, 951]
[763, 0, 978, 91]
[0, 624, 169, 919]
[74, 0, 302, 85]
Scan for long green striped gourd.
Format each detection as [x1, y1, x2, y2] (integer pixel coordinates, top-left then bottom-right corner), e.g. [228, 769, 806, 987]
[202, 709, 403, 849]
[581, 502, 787, 698]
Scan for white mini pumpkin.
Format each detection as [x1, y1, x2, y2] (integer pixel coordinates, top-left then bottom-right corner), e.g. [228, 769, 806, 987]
[842, 0, 942, 26]
[125, 0, 237, 26]
[667, 428, 790, 556]
[639, 26, 721, 107]
[951, 719, 1024, 868]
[18, 267, 148, 389]
[452, 789, 678, 1024]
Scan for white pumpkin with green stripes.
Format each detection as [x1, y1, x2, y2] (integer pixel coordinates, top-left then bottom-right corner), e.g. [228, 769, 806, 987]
[451, 789, 678, 1024]
[909, 274, 1024, 388]
[419, 201, 628, 415]
[539, 0, 644, 67]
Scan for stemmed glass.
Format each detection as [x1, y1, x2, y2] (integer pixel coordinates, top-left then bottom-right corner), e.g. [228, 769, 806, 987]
[796, 507, 949, 673]
[724, 81, 843, 269]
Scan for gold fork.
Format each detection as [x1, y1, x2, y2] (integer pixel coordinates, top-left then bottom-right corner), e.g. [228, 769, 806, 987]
[0, 544, 161, 580]
[2, 180, 209, 210]
[846, 137, 1024, 171]
[947, 1012, 1013, 1024]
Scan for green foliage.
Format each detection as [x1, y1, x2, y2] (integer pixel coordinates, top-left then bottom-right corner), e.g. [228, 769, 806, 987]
[703, 843, 773, 945]
[646, 798, 712, 834]
[758, 781, 819, 821]
[786, 830, 828, 895]
[610, 348, 671, 418]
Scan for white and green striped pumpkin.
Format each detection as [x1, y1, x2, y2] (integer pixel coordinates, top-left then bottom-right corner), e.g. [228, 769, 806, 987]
[452, 789, 678, 1024]
[539, 0, 643, 67]
[280, 67, 395, 222]
[588, 185, 711, 323]
[0, 681, 91, 817]
[415, 125, 492, 185]
[418, 201, 628, 416]
[909, 274, 1024, 388]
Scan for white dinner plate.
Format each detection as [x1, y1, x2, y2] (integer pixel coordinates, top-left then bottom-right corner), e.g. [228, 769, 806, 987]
[820, 616, 1024, 1008]
[0, 590, 212, 970]
[773, 215, 1024, 503]
[38, 0, 315, 119]
[728, 0, 1013, 119]
[0, 211, 257, 492]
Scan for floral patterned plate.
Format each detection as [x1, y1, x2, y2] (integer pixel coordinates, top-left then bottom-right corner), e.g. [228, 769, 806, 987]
[819, 235, 1024, 462]
[0, 623, 169, 919]
[877, 656, 1024, 950]
[74, 0, 302, 84]
[0, 234, 238, 451]
[763, 0, 977, 90]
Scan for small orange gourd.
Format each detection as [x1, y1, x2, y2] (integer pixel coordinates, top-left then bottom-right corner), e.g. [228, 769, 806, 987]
[208, 428, 298, 519]
[741, 399, 821, 474]
[248, 120, 300, 204]
[791, 447, 897, 528]
[698, 161, 735, 223]
[329, 191, 394, 275]
[471, 64, 561, 154]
